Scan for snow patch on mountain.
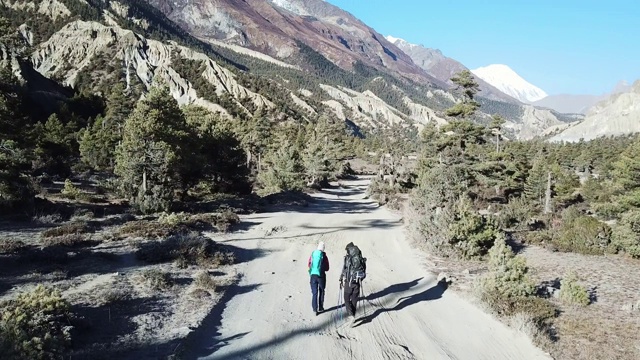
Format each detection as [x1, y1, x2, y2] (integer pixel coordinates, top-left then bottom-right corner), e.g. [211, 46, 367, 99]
[385, 35, 419, 50]
[269, 0, 310, 16]
[472, 64, 548, 103]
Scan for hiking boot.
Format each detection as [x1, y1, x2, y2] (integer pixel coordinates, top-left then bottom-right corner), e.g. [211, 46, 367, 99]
[315, 311, 319, 316]
[318, 307, 325, 313]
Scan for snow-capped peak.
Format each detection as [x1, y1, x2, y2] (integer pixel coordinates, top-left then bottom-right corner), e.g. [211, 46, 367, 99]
[471, 64, 548, 103]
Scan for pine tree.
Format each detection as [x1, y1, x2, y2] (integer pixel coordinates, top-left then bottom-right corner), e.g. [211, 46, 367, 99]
[114, 86, 189, 213]
[524, 156, 548, 205]
[298, 115, 348, 186]
[445, 70, 481, 118]
[182, 105, 251, 195]
[79, 83, 133, 170]
[257, 140, 304, 195]
[610, 138, 640, 211]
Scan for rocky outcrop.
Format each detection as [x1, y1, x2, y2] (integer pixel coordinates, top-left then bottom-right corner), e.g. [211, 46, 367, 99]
[508, 105, 565, 140]
[319, 84, 446, 129]
[550, 81, 640, 142]
[31, 20, 273, 115]
[403, 95, 448, 126]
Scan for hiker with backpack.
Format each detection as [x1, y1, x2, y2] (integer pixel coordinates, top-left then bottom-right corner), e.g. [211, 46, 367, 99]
[308, 241, 330, 316]
[339, 242, 366, 322]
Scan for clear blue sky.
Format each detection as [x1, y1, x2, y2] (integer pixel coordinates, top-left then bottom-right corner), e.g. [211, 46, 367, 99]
[326, 0, 640, 95]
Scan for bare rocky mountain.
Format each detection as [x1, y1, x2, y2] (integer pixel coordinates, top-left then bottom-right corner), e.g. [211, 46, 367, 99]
[143, 0, 445, 87]
[386, 36, 520, 104]
[533, 80, 634, 115]
[550, 80, 640, 142]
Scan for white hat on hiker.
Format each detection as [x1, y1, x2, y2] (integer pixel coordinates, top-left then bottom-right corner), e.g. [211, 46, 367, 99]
[317, 241, 325, 252]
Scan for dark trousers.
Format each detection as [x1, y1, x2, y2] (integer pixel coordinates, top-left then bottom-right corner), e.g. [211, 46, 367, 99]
[310, 275, 326, 312]
[343, 282, 360, 317]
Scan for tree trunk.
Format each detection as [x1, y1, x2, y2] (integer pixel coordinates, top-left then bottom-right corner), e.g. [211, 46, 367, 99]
[496, 134, 500, 153]
[378, 155, 384, 180]
[544, 172, 552, 214]
[246, 149, 252, 168]
[142, 169, 147, 192]
[258, 152, 262, 173]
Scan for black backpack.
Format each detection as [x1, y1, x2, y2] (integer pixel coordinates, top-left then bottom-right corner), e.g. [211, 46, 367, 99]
[347, 246, 366, 282]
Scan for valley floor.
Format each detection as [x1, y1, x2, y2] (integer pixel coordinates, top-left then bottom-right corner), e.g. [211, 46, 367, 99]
[189, 178, 549, 360]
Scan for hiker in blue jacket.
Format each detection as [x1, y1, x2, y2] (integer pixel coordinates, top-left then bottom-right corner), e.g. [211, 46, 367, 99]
[308, 241, 330, 316]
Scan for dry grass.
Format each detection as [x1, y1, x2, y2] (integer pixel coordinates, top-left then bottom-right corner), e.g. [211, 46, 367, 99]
[41, 222, 92, 238]
[0, 238, 28, 254]
[40, 234, 97, 248]
[193, 271, 217, 291]
[117, 210, 240, 240]
[523, 245, 640, 359]
[138, 269, 174, 291]
[553, 309, 640, 360]
[136, 233, 235, 268]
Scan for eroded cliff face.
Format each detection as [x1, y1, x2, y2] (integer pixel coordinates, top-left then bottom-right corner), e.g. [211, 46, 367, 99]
[1, 0, 71, 20]
[511, 105, 565, 140]
[319, 84, 448, 130]
[31, 19, 273, 116]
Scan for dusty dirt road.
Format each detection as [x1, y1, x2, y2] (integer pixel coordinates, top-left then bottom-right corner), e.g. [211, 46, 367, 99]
[187, 178, 550, 360]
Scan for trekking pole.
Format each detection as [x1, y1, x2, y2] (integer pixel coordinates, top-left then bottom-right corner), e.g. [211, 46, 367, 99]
[360, 281, 367, 317]
[338, 288, 344, 322]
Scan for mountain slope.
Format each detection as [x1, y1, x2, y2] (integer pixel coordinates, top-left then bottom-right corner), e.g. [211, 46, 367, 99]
[0, 0, 573, 140]
[472, 64, 547, 103]
[386, 36, 520, 104]
[550, 80, 640, 142]
[143, 0, 445, 86]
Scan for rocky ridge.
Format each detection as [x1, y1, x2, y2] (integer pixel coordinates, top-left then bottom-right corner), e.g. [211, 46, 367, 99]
[31, 19, 273, 116]
[551, 80, 640, 142]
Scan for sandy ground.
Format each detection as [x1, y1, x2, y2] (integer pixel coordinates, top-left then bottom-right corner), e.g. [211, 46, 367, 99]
[187, 178, 550, 360]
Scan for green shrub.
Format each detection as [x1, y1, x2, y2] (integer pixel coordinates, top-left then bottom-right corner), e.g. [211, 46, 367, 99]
[554, 215, 612, 255]
[136, 233, 234, 267]
[61, 179, 82, 200]
[60, 179, 95, 203]
[0, 285, 72, 359]
[498, 196, 534, 229]
[559, 271, 590, 306]
[611, 210, 640, 258]
[479, 236, 536, 299]
[367, 177, 403, 205]
[449, 199, 500, 258]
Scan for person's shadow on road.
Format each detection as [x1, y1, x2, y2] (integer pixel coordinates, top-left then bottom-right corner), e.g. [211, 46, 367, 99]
[353, 279, 448, 327]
